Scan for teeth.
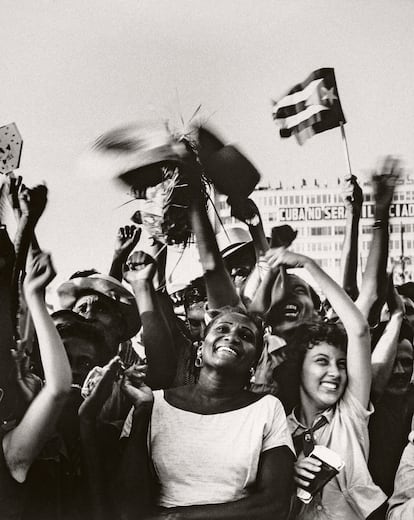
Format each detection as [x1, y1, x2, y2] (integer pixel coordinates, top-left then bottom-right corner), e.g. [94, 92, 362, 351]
[216, 346, 238, 356]
[321, 382, 338, 390]
[285, 304, 298, 311]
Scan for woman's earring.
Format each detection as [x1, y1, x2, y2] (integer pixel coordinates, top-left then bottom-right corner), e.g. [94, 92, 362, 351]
[249, 367, 255, 379]
[195, 352, 203, 368]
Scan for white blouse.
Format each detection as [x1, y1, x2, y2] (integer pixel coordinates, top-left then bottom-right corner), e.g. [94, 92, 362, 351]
[149, 390, 294, 508]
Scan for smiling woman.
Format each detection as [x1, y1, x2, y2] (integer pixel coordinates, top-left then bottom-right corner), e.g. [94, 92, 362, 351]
[119, 307, 295, 520]
[268, 250, 387, 520]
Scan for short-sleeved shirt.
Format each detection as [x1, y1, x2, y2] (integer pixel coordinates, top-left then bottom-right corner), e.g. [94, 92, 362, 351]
[288, 390, 387, 520]
[149, 391, 294, 508]
[0, 430, 27, 520]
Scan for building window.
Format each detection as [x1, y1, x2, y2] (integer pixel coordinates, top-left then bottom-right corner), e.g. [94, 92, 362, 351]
[310, 226, 331, 236]
[362, 225, 373, 234]
[334, 226, 345, 235]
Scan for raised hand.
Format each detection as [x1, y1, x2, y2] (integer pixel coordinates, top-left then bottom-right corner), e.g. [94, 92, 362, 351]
[114, 225, 141, 260]
[11, 348, 43, 403]
[123, 250, 156, 285]
[79, 356, 123, 419]
[372, 156, 401, 216]
[121, 362, 153, 407]
[265, 248, 308, 270]
[19, 184, 48, 225]
[341, 175, 363, 216]
[5, 174, 24, 214]
[230, 198, 261, 226]
[23, 251, 56, 296]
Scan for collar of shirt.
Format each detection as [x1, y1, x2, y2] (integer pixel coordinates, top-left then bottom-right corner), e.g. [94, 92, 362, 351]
[289, 405, 335, 436]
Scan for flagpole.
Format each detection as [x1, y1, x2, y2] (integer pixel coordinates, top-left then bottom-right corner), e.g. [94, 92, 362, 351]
[339, 121, 352, 179]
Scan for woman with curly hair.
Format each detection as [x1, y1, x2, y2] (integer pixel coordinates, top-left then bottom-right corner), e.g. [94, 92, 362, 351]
[269, 249, 387, 520]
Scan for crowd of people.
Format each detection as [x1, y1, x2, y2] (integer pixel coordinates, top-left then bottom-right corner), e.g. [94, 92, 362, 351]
[1, 147, 414, 520]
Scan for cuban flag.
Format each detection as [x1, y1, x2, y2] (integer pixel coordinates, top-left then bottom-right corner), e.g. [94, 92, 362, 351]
[272, 68, 346, 145]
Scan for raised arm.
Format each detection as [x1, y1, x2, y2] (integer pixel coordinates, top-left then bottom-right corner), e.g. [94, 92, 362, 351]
[123, 251, 176, 389]
[371, 284, 405, 400]
[185, 152, 241, 310]
[268, 249, 371, 407]
[3, 251, 72, 483]
[356, 156, 401, 325]
[340, 175, 363, 300]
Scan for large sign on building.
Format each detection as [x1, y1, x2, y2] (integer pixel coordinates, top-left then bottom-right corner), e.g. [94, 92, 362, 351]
[278, 203, 414, 221]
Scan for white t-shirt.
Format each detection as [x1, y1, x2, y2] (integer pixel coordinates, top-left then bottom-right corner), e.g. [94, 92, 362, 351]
[149, 390, 294, 508]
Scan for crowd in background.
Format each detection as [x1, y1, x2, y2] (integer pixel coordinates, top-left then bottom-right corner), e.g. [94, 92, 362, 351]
[1, 146, 414, 520]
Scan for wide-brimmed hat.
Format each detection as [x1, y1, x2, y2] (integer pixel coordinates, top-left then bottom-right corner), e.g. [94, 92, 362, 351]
[57, 274, 140, 341]
[216, 225, 253, 258]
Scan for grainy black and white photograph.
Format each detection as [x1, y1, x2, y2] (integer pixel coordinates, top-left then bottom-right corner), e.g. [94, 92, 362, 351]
[1, 1, 414, 519]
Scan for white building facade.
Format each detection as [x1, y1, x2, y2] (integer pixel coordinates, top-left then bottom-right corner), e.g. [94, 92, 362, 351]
[216, 177, 414, 285]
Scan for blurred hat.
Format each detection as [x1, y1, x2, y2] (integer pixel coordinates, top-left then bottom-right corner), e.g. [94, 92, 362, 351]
[216, 225, 253, 258]
[197, 127, 260, 201]
[57, 274, 140, 341]
[270, 225, 297, 248]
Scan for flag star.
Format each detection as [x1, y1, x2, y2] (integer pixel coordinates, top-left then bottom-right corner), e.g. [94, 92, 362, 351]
[321, 86, 338, 105]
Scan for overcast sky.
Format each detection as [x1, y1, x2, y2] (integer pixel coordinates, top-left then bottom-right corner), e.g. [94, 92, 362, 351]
[2, 0, 414, 290]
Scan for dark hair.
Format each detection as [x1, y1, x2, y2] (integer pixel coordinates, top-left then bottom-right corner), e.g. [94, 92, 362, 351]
[275, 319, 347, 413]
[203, 306, 264, 363]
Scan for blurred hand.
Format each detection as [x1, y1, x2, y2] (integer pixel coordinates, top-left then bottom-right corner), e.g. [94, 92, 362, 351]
[5, 174, 24, 214]
[121, 363, 153, 407]
[123, 250, 156, 284]
[11, 348, 43, 403]
[294, 455, 322, 489]
[19, 184, 48, 225]
[230, 198, 261, 226]
[79, 356, 123, 419]
[372, 156, 401, 215]
[114, 225, 141, 259]
[265, 248, 308, 270]
[24, 251, 56, 296]
[341, 175, 363, 215]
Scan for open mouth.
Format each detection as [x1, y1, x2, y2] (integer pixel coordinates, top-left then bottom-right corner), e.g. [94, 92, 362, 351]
[214, 345, 239, 357]
[282, 303, 300, 320]
[320, 381, 339, 391]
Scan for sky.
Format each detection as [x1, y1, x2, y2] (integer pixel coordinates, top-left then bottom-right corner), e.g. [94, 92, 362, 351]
[2, 0, 414, 293]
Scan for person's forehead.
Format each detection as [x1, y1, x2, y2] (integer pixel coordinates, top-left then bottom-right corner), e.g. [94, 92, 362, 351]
[288, 274, 310, 290]
[308, 342, 346, 359]
[215, 313, 256, 331]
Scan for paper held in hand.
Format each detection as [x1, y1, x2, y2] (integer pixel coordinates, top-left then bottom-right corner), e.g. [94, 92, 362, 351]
[0, 122, 23, 174]
[297, 445, 345, 504]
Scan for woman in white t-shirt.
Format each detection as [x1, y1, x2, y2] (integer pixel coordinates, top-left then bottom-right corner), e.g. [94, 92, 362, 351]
[121, 306, 295, 520]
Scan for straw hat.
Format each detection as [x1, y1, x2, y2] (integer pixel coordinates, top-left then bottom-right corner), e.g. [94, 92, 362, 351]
[57, 274, 140, 341]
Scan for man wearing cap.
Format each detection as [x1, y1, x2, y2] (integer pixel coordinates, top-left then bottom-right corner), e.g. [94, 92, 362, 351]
[57, 272, 140, 358]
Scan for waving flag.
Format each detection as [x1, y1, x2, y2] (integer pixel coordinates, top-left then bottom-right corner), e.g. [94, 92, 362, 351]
[272, 68, 346, 145]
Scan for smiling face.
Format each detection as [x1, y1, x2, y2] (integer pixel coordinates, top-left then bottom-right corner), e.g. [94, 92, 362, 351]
[300, 342, 348, 413]
[267, 274, 317, 337]
[201, 312, 259, 377]
[386, 339, 414, 397]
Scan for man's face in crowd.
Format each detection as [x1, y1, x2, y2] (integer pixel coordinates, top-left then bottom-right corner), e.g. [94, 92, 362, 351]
[72, 293, 125, 350]
[267, 273, 316, 338]
[386, 338, 414, 397]
[186, 301, 206, 341]
[224, 246, 256, 291]
[63, 336, 100, 388]
[401, 296, 414, 331]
